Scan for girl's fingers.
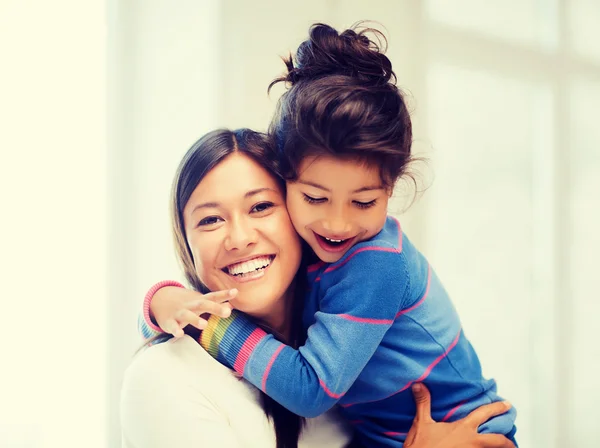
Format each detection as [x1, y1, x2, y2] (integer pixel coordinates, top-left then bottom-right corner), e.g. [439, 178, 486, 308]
[162, 318, 183, 338]
[201, 289, 238, 303]
[176, 309, 209, 331]
[186, 299, 233, 318]
[464, 401, 511, 429]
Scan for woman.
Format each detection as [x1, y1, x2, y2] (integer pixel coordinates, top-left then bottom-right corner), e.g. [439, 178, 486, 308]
[120, 129, 514, 448]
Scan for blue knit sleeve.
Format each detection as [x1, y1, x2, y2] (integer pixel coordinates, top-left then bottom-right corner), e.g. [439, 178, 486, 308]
[202, 248, 409, 418]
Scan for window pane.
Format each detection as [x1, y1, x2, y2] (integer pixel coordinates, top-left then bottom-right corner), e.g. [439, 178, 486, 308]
[426, 63, 556, 448]
[425, 0, 558, 51]
[568, 77, 600, 448]
[569, 0, 600, 62]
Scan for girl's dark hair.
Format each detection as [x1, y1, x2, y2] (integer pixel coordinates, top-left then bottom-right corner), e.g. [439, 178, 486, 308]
[269, 22, 414, 189]
[169, 128, 306, 448]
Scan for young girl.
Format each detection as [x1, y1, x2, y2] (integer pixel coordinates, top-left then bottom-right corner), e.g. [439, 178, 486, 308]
[141, 24, 517, 447]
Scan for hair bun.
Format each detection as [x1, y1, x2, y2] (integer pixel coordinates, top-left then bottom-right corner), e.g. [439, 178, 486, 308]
[278, 23, 395, 88]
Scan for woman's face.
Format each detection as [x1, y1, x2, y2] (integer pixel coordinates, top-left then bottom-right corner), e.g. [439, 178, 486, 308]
[183, 152, 302, 318]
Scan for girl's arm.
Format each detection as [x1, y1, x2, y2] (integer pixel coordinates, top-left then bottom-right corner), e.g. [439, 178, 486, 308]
[137, 281, 235, 342]
[200, 249, 406, 418]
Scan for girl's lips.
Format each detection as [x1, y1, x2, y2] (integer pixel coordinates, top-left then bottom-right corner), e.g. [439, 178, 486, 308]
[313, 232, 356, 253]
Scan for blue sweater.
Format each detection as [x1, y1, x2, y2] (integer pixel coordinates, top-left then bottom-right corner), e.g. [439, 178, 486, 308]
[145, 217, 517, 447]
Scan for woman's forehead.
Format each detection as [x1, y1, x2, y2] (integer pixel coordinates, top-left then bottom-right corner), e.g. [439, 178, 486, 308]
[185, 153, 283, 209]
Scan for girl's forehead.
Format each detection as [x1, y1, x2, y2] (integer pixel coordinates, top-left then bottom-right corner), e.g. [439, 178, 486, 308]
[295, 155, 383, 189]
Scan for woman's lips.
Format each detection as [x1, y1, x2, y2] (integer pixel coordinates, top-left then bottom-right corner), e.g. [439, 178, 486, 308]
[223, 255, 275, 283]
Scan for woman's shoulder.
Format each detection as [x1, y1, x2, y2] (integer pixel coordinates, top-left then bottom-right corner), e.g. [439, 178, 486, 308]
[122, 335, 257, 402]
[121, 336, 353, 447]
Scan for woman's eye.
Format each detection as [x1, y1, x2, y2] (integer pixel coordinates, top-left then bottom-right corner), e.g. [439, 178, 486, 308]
[198, 216, 223, 226]
[251, 202, 275, 213]
[354, 199, 377, 209]
[303, 194, 326, 204]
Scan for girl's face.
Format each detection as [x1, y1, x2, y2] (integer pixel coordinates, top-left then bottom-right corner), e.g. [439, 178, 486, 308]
[183, 153, 302, 318]
[286, 155, 390, 263]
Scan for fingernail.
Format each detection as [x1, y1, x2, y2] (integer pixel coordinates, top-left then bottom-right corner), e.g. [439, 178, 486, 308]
[221, 307, 231, 318]
[503, 400, 511, 409]
[412, 383, 422, 392]
[229, 289, 238, 296]
[198, 320, 207, 329]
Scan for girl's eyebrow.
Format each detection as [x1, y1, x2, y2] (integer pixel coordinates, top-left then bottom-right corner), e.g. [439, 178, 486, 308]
[298, 180, 383, 194]
[353, 185, 384, 193]
[298, 180, 330, 192]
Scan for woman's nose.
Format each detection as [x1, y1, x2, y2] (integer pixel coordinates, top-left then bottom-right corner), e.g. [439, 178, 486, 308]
[224, 219, 258, 251]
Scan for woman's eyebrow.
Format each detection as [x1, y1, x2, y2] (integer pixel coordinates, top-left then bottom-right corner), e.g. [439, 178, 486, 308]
[245, 187, 277, 198]
[191, 201, 219, 214]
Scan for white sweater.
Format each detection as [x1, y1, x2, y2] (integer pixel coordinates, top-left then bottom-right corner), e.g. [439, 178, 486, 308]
[121, 335, 352, 447]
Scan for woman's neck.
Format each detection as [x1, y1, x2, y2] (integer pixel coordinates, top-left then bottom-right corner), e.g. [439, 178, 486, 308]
[252, 284, 296, 343]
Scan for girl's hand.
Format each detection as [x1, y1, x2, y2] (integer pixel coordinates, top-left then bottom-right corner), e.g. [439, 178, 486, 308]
[404, 383, 515, 448]
[150, 286, 237, 338]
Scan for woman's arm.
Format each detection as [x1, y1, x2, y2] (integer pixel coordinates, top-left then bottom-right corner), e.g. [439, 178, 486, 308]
[405, 384, 515, 448]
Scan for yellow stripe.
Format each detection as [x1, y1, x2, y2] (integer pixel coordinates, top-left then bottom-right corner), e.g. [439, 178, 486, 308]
[199, 316, 218, 356]
[200, 314, 236, 358]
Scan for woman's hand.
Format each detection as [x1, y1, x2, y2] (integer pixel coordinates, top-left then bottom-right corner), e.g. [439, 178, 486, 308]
[404, 383, 515, 448]
[150, 286, 237, 337]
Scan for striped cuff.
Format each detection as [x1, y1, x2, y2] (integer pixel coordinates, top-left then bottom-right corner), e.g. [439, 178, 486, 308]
[138, 312, 162, 341]
[199, 310, 267, 374]
[142, 280, 185, 334]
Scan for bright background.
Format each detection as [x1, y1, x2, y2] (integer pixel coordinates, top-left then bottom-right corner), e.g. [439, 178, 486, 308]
[1, 1, 599, 447]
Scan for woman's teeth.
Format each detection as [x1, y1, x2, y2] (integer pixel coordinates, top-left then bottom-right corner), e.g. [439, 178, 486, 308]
[227, 256, 273, 276]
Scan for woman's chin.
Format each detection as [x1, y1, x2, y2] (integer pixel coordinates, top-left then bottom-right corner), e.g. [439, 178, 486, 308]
[230, 289, 280, 318]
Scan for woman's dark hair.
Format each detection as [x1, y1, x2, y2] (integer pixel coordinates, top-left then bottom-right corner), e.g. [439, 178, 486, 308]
[170, 128, 306, 448]
[269, 22, 414, 189]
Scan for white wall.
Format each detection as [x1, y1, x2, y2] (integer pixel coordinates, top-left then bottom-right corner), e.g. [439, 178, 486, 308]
[1, 1, 107, 447]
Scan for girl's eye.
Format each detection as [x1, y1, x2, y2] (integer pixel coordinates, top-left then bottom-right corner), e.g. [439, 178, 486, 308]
[354, 199, 377, 209]
[251, 202, 275, 213]
[303, 194, 327, 204]
[198, 216, 223, 226]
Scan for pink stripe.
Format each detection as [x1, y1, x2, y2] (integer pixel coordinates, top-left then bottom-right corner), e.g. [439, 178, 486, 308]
[395, 264, 431, 318]
[323, 247, 399, 275]
[319, 378, 345, 399]
[261, 343, 285, 391]
[390, 216, 403, 252]
[143, 280, 184, 333]
[339, 314, 394, 325]
[383, 432, 407, 437]
[233, 328, 267, 373]
[442, 400, 467, 422]
[307, 261, 325, 273]
[341, 329, 463, 408]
